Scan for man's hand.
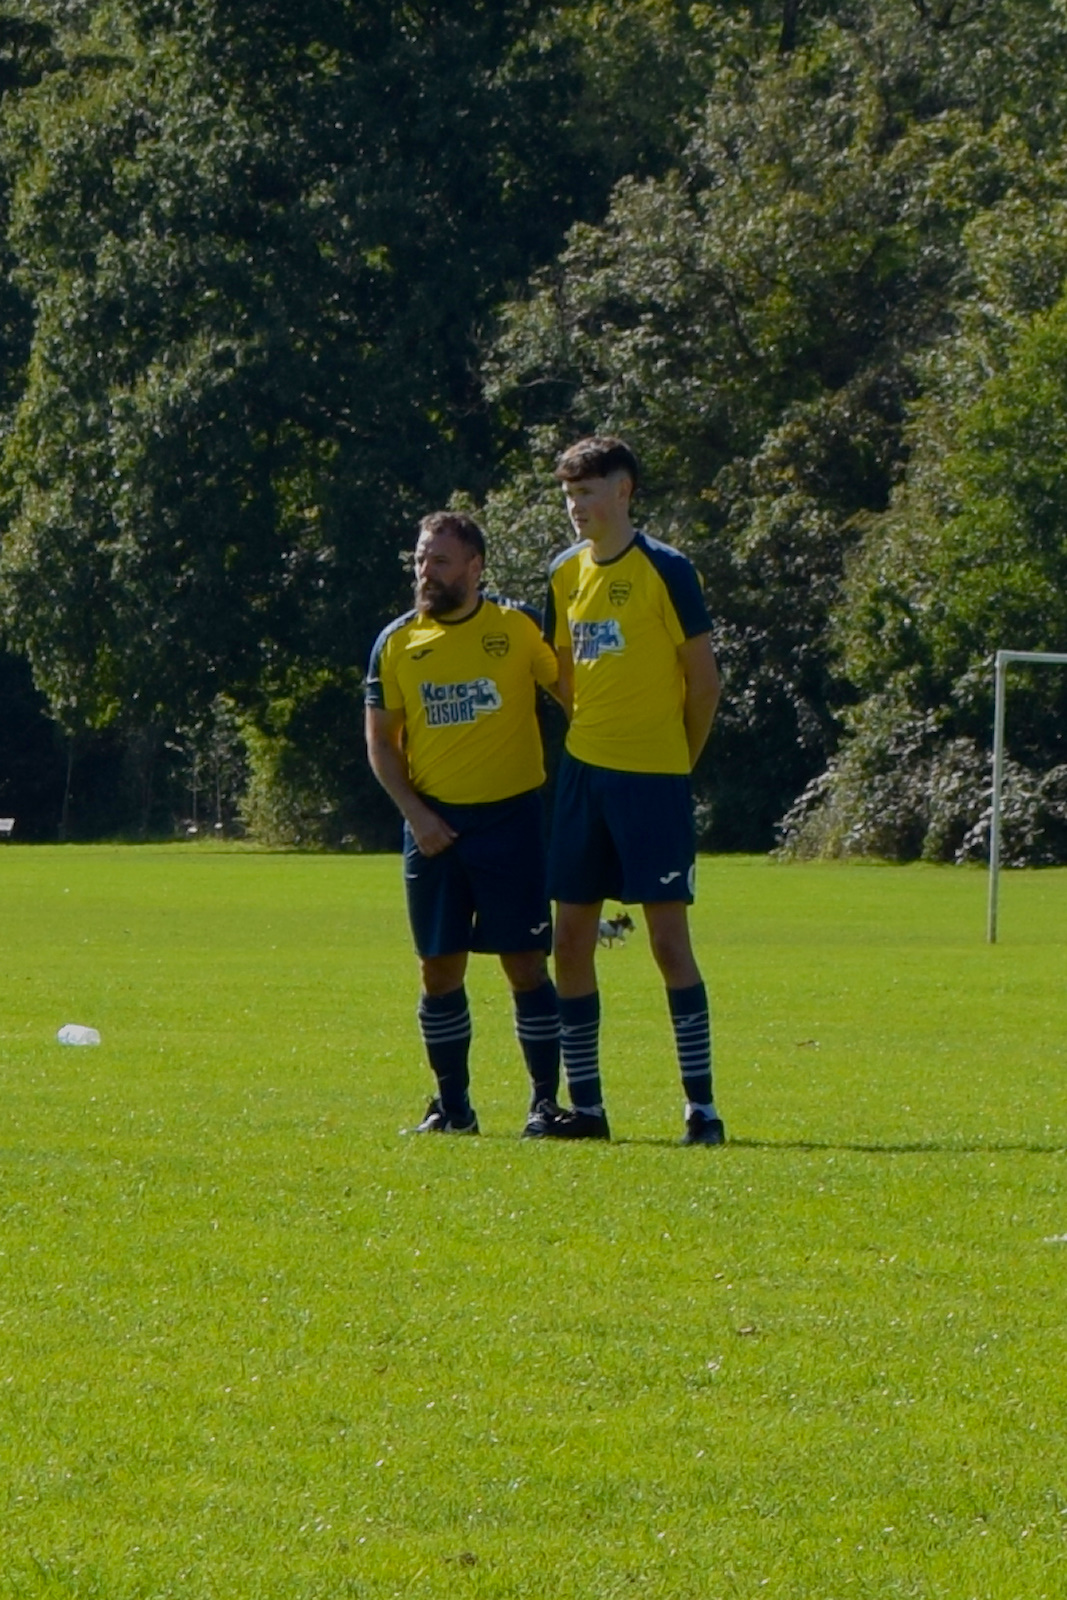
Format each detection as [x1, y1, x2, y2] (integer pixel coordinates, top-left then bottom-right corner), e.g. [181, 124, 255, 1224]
[407, 800, 458, 857]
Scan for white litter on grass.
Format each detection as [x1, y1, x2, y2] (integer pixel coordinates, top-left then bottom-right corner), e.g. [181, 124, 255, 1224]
[57, 1024, 101, 1046]
[1043, 1234, 1067, 1244]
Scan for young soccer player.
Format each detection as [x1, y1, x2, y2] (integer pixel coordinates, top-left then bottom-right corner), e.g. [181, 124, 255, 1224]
[528, 437, 725, 1144]
[365, 511, 562, 1135]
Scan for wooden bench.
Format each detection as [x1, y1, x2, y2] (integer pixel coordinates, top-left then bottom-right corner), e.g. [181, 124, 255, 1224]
[0, 819, 14, 840]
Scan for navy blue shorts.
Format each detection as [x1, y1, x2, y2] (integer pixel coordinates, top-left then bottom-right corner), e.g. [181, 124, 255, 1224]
[547, 752, 696, 906]
[404, 789, 553, 958]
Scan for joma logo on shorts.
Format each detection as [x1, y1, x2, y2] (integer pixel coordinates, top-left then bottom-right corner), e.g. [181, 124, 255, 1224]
[571, 620, 625, 662]
[420, 678, 502, 726]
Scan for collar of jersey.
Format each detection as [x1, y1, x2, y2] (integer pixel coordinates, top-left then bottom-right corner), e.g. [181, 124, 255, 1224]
[590, 532, 640, 567]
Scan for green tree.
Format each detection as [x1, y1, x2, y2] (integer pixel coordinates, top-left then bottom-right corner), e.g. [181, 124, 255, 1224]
[0, 0, 728, 841]
[786, 208, 1067, 862]
[483, 1, 1067, 849]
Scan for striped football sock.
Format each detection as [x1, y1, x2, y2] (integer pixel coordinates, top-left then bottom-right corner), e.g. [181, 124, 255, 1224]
[668, 981, 715, 1113]
[558, 991, 603, 1113]
[417, 987, 472, 1118]
[514, 980, 561, 1109]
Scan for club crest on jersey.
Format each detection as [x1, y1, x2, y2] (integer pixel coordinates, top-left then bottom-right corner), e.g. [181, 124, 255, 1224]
[420, 677, 502, 725]
[571, 619, 625, 662]
[608, 581, 632, 607]
[482, 632, 509, 657]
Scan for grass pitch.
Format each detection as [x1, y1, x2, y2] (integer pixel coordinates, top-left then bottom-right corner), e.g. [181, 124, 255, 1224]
[1, 846, 1066, 1598]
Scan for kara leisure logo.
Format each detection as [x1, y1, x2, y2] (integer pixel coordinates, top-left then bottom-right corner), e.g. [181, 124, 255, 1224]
[571, 619, 625, 662]
[419, 677, 502, 726]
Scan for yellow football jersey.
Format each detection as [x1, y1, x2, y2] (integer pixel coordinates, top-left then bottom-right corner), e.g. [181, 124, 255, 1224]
[366, 594, 558, 804]
[545, 531, 712, 774]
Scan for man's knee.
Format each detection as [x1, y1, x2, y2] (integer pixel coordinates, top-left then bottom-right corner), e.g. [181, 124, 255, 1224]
[500, 950, 550, 993]
[554, 905, 600, 963]
[420, 951, 469, 996]
[644, 906, 698, 984]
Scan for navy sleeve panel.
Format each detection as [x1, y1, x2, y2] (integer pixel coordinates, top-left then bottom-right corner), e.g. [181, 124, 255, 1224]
[544, 541, 587, 644]
[364, 610, 415, 707]
[635, 532, 712, 639]
[489, 593, 544, 630]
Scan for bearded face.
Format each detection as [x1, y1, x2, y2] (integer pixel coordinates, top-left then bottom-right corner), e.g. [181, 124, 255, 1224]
[414, 532, 481, 619]
[416, 570, 471, 617]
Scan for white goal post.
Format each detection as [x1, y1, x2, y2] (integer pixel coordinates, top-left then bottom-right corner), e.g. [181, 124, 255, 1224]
[988, 648, 1067, 943]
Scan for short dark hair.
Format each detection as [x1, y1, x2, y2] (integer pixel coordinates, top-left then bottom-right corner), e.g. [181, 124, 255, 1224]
[554, 435, 639, 491]
[417, 510, 486, 562]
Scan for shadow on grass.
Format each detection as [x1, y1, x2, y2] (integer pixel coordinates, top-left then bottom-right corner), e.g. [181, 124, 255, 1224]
[629, 1136, 1067, 1155]
[486, 1132, 1067, 1153]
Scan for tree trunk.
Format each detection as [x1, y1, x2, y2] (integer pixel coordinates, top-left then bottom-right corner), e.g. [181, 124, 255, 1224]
[59, 737, 74, 841]
[779, 0, 802, 54]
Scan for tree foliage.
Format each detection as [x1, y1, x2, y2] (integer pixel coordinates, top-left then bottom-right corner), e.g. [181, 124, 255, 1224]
[785, 268, 1067, 861]
[4, 0, 1067, 850]
[3, 2, 572, 722]
[486, 0, 1067, 852]
[0, 0, 726, 840]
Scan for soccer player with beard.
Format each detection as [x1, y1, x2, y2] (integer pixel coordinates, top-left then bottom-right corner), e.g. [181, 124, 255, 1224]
[365, 511, 562, 1134]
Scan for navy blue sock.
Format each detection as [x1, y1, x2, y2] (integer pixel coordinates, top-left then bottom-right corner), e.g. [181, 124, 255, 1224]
[559, 991, 603, 1112]
[417, 987, 472, 1118]
[668, 981, 714, 1111]
[514, 980, 561, 1109]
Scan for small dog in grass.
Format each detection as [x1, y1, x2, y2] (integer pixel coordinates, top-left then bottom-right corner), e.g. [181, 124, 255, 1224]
[597, 909, 635, 948]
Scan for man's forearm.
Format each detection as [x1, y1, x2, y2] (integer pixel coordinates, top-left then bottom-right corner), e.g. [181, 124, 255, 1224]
[685, 696, 717, 769]
[681, 640, 721, 769]
[365, 720, 457, 856]
[554, 650, 575, 723]
[367, 734, 423, 823]
[684, 673, 721, 769]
